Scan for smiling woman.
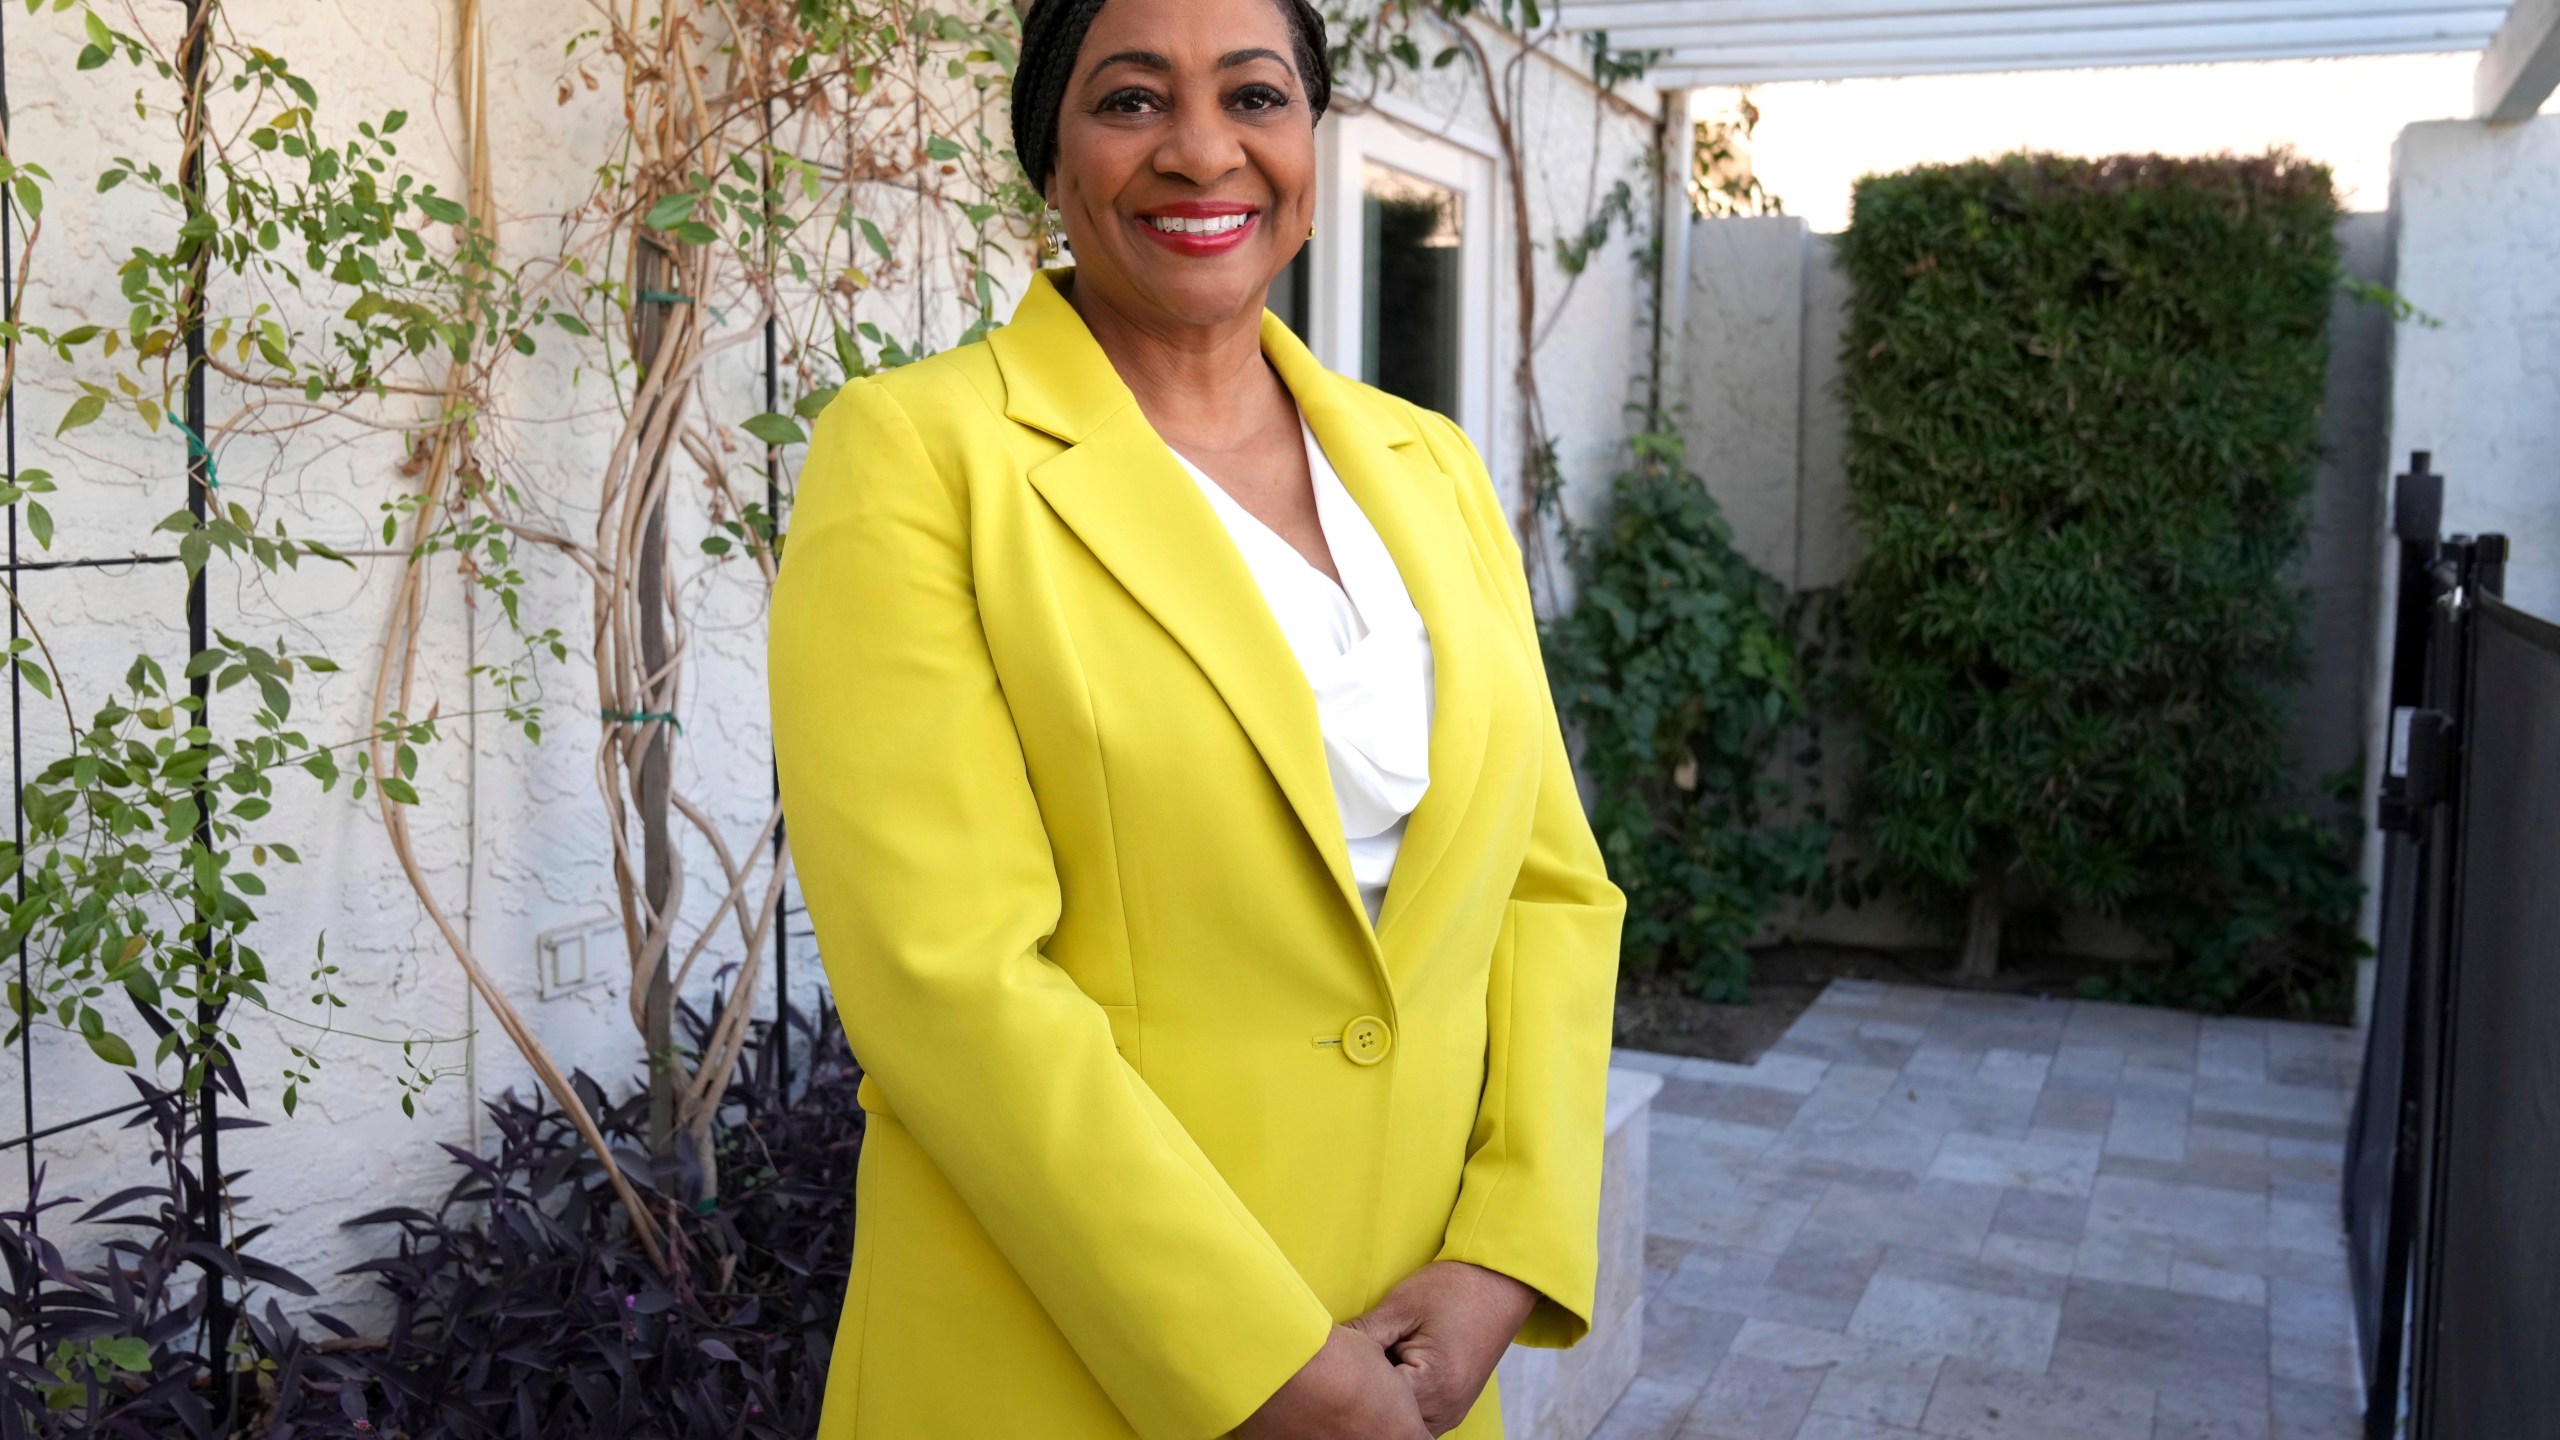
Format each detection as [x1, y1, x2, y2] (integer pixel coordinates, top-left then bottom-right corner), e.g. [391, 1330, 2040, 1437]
[765, 0, 1626, 1436]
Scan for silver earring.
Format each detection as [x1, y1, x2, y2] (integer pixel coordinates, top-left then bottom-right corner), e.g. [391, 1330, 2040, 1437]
[1042, 207, 1065, 260]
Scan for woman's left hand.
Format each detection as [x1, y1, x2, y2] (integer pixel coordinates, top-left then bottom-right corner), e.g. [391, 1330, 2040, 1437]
[1347, 1261, 1540, 1435]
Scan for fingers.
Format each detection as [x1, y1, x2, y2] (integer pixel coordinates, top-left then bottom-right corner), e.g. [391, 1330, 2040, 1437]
[1348, 1297, 1421, 1352]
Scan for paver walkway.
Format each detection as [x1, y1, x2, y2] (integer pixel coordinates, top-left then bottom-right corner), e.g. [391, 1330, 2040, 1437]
[1600, 980, 2365, 1440]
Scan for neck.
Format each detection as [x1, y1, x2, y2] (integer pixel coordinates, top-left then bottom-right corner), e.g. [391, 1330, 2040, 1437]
[1062, 271, 1279, 445]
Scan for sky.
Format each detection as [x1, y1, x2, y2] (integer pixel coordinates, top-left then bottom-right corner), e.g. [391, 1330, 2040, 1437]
[1704, 50, 2487, 231]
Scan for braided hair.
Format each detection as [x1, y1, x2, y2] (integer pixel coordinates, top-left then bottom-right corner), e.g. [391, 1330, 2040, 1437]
[1011, 0, 1332, 196]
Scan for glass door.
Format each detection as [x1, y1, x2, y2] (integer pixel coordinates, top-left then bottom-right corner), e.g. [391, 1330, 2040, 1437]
[1359, 162, 1464, 420]
[1297, 107, 1498, 465]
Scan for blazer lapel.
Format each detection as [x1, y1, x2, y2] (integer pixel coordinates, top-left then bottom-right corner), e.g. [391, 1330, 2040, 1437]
[995, 270, 1372, 936]
[1261, 316, 1494, 945]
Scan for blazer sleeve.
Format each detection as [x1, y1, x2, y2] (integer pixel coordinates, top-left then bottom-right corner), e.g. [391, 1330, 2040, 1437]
[1418, 409, 1628, 1349]
[768, 378, 1336, 1439]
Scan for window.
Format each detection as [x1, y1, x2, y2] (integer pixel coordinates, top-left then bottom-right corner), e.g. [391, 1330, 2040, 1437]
[1286, 104, 1497, 468]
[1360, 162, 1463, 419]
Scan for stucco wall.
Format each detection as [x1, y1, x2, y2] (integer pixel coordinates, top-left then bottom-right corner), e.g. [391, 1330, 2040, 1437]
[1675, 211, 2395, 954]
[0, 2, 1663, 1334]
[2378, 117, 2560, 629]
[2356, 113, 2560, 949]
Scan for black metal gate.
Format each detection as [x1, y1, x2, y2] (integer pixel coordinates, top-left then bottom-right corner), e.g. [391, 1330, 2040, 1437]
[2344, 452, 2560, 1439]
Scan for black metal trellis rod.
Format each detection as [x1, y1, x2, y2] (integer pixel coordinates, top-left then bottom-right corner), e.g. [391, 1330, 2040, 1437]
[0, 8, 233, 1425]
[176, 0, 239, 1429]
[3, 0, 32, 1289]
[762, 95, 792, 1108]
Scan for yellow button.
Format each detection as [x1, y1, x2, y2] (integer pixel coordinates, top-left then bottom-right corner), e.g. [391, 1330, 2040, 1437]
[1342, 1015, 1393, 1066]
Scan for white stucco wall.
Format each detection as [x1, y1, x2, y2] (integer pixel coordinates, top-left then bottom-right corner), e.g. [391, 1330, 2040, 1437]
[2380, 116, 2560, 624]
[2356, 113, 2560, 951]
[0, 0, 1019, 1320]
[0, 2, 1662, 1332]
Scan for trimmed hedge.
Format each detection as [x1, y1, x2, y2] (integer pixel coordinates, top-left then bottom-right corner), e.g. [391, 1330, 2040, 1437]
[1836, 151, 2348, 996]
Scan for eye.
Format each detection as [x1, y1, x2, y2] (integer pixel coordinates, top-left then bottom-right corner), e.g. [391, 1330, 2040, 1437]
[1231, 82, 1291, 113]
[1093, 86, 1164, 116]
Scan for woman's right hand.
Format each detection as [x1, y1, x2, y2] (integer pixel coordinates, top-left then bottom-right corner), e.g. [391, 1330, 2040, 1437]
[1236, 1325, 1432, 1439]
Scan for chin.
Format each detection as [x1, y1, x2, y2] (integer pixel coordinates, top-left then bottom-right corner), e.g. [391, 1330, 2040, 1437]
[1129, 264, 1274, 328]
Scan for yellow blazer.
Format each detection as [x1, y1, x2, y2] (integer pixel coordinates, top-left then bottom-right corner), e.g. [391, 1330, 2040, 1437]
[768, 266, 1624, 1440]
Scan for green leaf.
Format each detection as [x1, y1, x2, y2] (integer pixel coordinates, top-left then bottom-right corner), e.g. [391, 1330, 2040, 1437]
[26, 500, 52, 550]
[55, 393, 104, 435]
[415, 193, 467, 225]
[14, 657, 50, 698]
[741, 412, 807, 447]
[643, 192, 700, 230]
[84, 1027, 136, 1068]
[379, 776, 419, 805]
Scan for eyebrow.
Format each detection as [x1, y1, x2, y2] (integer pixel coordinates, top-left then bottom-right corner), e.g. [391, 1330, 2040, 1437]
[1082, 47, 1294, 83]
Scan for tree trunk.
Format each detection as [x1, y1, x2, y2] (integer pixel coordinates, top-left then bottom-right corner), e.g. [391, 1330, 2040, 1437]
[1958, 872, 2005, 981]
[632, 237, 686, 1189]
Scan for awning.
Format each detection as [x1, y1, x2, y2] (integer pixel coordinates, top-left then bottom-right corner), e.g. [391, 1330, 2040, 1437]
[1554, 0, 2555, 118]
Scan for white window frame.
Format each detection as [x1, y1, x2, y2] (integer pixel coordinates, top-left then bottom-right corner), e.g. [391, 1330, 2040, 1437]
[1301, 99, 1500, 475]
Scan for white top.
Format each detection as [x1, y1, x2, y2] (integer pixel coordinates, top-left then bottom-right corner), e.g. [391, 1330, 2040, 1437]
[1169, 416, 1435, 927]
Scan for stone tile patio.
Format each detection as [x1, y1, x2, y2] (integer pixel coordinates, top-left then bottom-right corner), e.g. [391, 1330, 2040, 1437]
[1600, 981, 2365, 1440]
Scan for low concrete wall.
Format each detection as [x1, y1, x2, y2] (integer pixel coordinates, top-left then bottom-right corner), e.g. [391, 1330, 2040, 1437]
[1496, 1066, 1662, 1439]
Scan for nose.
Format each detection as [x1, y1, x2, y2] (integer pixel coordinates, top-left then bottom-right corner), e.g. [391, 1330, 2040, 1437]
[1152, 93, 1247, 187]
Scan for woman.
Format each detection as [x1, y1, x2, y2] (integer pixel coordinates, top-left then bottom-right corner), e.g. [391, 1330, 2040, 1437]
[766, 0, 1623, 1433]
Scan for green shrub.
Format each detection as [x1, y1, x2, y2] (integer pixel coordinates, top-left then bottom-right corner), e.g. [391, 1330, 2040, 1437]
[1836, 150, 2352, 1000]
[1544, 432, 1830, 1000]
[2094, 798, 2366, 1017]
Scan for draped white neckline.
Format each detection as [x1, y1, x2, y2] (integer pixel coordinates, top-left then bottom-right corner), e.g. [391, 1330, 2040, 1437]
[1167, 416, 1435, 927]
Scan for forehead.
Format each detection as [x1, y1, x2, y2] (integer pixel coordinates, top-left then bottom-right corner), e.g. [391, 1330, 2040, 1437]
[1075, 0, 1297, 67]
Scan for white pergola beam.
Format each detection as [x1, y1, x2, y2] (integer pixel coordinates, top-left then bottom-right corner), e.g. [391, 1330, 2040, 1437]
[1620, 17, 2499, 70]
[2476, 0, 2560, 116]
[1596, 2, 2506, 51]
[1649, 34, 2496, 85]
[1564, 0, 2490, 29]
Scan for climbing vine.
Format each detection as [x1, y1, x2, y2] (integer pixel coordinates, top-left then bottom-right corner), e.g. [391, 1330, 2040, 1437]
[0, 0, 1724, 1274]
[0, 0, 1032, 1273]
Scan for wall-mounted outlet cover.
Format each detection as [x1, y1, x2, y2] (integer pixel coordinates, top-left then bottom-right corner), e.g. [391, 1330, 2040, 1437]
[536, 914, 620, 1000]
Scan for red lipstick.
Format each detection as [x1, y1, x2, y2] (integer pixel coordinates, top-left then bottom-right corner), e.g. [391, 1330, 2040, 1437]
[1132, 200, 1262, 257]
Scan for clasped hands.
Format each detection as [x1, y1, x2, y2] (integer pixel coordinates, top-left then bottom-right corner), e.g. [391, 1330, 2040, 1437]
[1236, 1261, 1538, 1440]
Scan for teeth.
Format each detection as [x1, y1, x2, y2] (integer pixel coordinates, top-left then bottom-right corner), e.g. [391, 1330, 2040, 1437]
[1144, 212, 1253, 236]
